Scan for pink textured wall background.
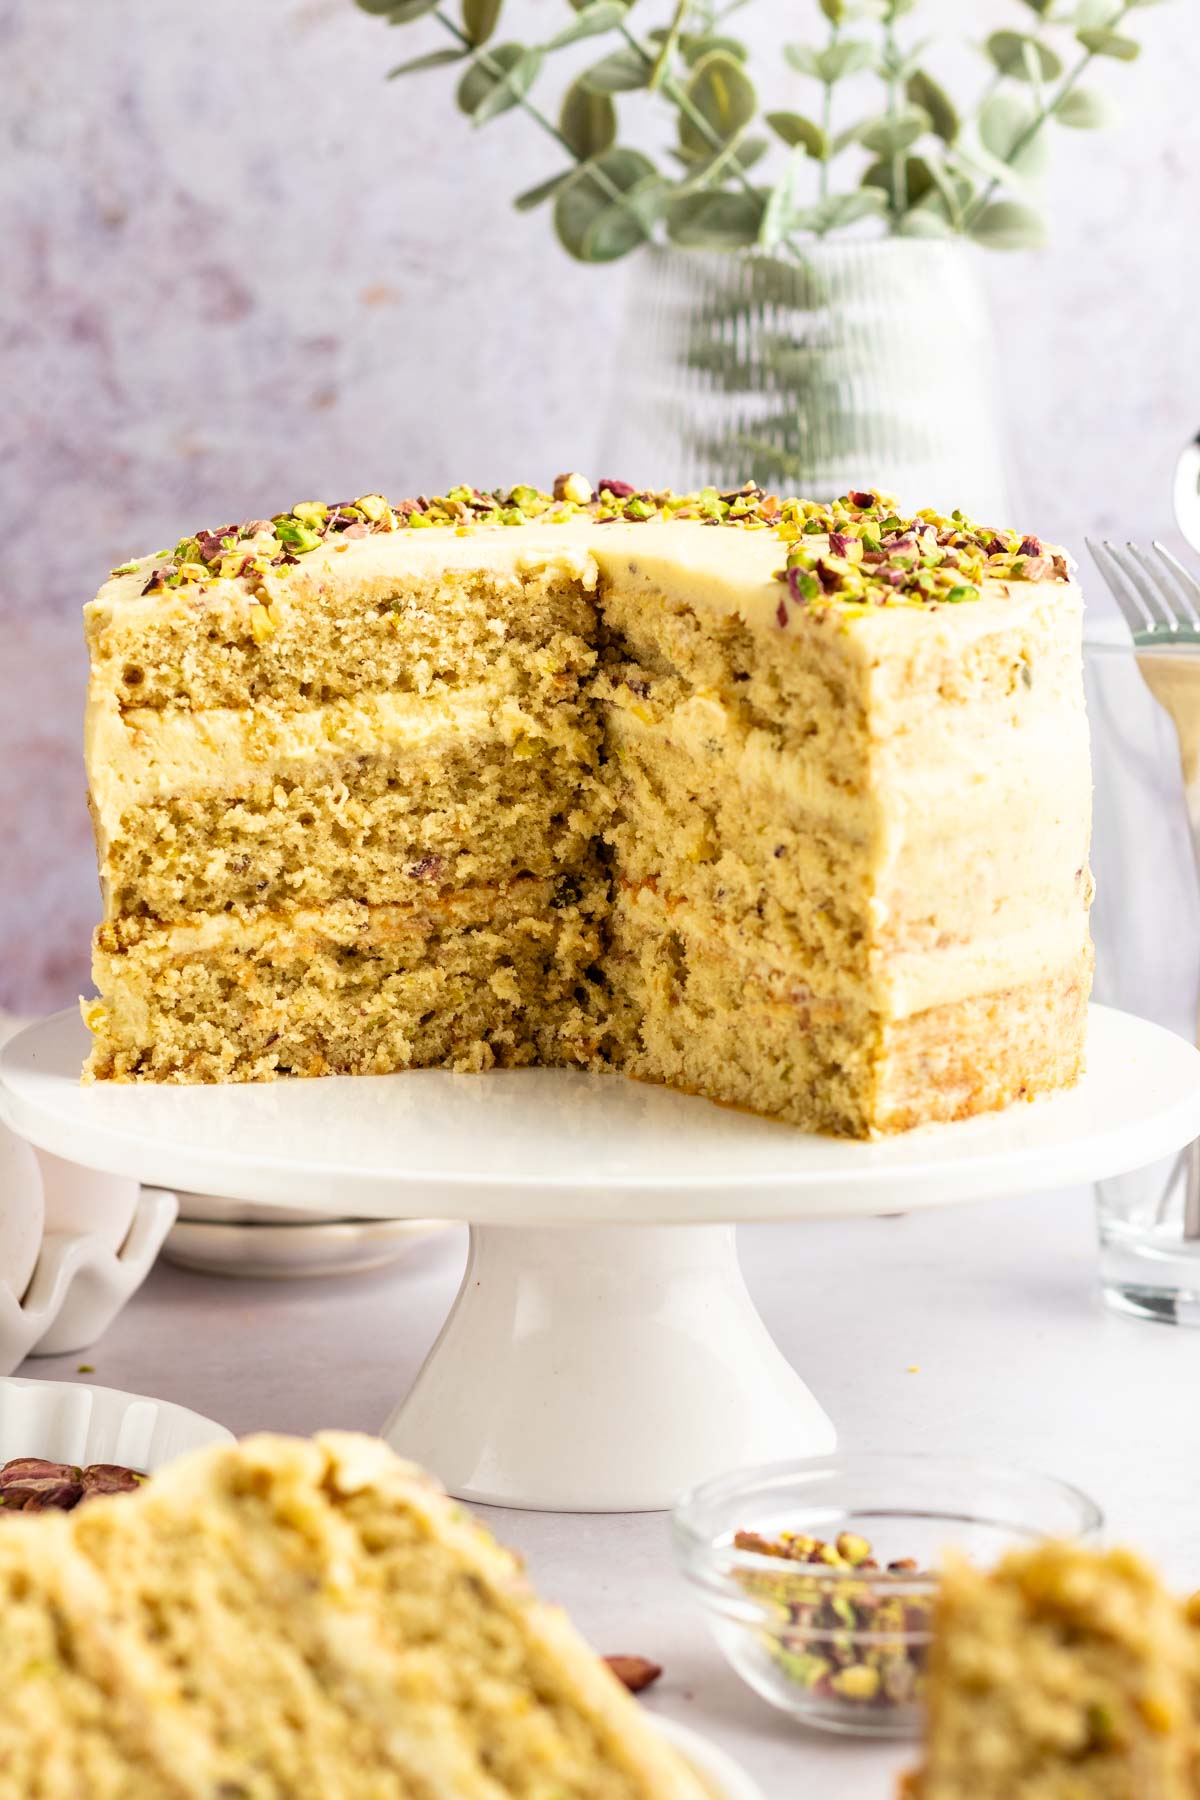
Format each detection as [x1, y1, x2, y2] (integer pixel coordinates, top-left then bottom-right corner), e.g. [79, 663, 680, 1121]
[2, 0, 1197, 1014]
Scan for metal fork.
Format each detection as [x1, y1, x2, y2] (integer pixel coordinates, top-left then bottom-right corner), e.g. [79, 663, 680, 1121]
[1088, 536, 1200, 1237]
[1086, 537, 1200, 647]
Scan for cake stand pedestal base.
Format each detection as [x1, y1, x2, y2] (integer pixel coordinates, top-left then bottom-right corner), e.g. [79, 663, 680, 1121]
[385, 1223, 832, 1512]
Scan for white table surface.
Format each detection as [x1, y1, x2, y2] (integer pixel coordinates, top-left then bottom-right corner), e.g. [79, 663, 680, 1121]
[20, 1182, 1200, 1798]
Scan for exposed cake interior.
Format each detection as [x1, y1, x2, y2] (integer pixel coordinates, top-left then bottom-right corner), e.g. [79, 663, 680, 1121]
[907, 1543, 1200, 1800]
[82, 483, 1093, 1134]
[0, 1432, 707, 1798]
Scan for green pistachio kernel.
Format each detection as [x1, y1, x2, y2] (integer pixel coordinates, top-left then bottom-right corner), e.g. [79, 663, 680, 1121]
[110, 561, 140, 576]
[291, 501, 328, 525]
[946, 583, 978, 603]
[273, 518, 323, 554]
[508, 485, 542, 511]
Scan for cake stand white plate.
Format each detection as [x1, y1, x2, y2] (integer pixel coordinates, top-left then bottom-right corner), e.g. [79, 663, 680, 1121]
[3, 1006, 1198, 1512]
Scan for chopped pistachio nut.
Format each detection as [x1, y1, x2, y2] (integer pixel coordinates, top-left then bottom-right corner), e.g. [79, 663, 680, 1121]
[134, 480, 1070, 614]
[732, 1526, 931, 1711]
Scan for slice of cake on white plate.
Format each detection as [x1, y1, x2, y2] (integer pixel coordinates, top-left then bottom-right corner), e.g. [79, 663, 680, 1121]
[0, 1431, 707, 1799]
[81, 479, 1092, 1135]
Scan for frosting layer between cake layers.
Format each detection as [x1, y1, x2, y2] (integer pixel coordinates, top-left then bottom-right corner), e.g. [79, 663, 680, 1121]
[81, 493, 1092, 1135]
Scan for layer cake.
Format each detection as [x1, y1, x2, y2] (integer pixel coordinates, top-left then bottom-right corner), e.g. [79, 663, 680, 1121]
[82, 480, 1093, 1135]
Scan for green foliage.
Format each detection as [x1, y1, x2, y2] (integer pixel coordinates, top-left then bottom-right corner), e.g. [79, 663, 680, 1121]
[456, 43, 542, 122]
[560, 80, 617, 157]
[461, 0, 501, 46]
[355, 0, 1174, 260]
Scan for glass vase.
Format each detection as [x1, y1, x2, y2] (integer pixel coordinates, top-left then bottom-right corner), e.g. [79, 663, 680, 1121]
[598, 240, 1011, 522]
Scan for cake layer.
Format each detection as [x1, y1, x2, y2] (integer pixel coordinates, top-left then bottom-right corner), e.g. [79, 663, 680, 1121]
[85, 882, 609, 1082]
[101, 748, 600, 923]
[615, 882, 1091, 1135]
[87, 540, 598, 712]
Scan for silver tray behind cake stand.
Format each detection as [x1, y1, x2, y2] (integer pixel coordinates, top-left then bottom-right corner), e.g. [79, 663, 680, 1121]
[3, 1005, 1198, 1512]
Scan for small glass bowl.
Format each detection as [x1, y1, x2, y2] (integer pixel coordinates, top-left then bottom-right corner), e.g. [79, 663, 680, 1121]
[672, 1454, 1103, 1739]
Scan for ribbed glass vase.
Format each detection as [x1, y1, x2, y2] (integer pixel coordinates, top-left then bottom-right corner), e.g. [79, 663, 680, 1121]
[598, 240, 1011, 521]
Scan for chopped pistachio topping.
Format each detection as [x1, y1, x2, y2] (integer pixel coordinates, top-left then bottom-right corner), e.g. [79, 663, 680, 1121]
[124, 479, 1071, 610]
[732, 1525, 932, 1712]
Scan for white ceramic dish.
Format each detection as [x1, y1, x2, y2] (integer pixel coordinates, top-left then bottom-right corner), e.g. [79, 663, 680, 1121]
[0, 1374, 233, 1469]
[0, 1189, 177, 1371]
[654, 1715, 765, 1800]
[35, 1150, 139, 1251]
[176, 1191, 342, 1225]
[163, 1216, 450, 1280]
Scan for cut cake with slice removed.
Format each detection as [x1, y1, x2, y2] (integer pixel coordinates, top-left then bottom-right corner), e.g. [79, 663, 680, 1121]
[81, 480, 1093, 1135]
[0, 1430, 708, 1800]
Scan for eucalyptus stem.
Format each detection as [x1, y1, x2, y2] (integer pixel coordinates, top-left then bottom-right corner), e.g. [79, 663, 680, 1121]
[818, 17, 840, 206]
[615, 17, 809, 264]
[884, 2, 906, 224]
[961, 3, 1132, 228]
[649, 0, 688, 91]
[431, 9, 633, 216]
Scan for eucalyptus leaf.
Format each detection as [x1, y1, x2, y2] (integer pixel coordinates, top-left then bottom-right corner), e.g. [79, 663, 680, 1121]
[1054, 85, 1119, 128]
[678, 51, 758, 157]
[969, 196, 1048, 249]
[815, 39, 877, 82]
[1075, 0, 1124, 22]
[1077, 26, 1141, 58]
[583, 176, 664, 261]
[978, 90, 1050, 176]
[673, 136, 769, 186]
[856, 104, 932, 154]
[545, 2, 628, 51]
[906, 68, 958, 141]
[514, 169, 574, 211]
[389, 47, 470, 76]
[581, 44, 651, 93]
[355, 0, 415, 12]
[554, 148, 658, 261]
[798, 188, 888, 234]
[984, 31, 1064, 81]
[666, 189, 766, 251]
[457, 43, 542, 123]
[764, 111, 828, 158]
[946, 139, 1034, 195]
[681, 33, 749, 65]
[819, 0, 887, 18]
[371, 0, 437, 18]
[861, 154, 936, 207]
[560, 80, 617, 158]
[462, 0, 502, 46]
[783, 44, 821, 79]
[898, 207, 954, 236]
[758, 153, 804, 252]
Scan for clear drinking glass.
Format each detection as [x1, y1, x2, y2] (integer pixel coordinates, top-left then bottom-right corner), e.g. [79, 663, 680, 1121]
[1086, 620, 1200, 1322]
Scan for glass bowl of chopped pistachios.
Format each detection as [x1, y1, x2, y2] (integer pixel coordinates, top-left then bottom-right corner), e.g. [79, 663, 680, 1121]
[672, 1454, 1102, 1738]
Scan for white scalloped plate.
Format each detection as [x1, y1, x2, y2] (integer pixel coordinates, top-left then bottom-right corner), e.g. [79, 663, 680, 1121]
[0, 1375, 233, 1469]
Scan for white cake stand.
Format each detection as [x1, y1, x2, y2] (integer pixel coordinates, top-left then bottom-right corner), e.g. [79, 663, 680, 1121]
[3, 1005, 1199, 1512]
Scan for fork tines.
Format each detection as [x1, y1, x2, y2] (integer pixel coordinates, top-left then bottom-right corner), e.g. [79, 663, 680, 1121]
[1087, 537, 1200, 643]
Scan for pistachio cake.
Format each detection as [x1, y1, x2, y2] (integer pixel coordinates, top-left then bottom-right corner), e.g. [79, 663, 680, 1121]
[905, 1543, 1200, 1799]
[82, 479, 1093, 1134]
[0, 1431, 707, 1799]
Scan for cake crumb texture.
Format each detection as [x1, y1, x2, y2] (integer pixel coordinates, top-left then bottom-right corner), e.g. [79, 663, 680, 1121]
[0, 1431, 708, 1799]
[907, 1542, 1200, 1799]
